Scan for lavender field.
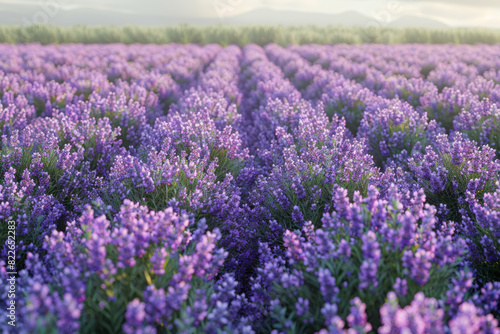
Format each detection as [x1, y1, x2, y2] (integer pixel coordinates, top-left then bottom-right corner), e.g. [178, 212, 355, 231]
[1, 42, 500, 333]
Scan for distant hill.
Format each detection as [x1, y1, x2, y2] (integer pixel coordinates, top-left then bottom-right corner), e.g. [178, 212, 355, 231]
[0, 4, 199, 26]
[388, 16, 449, 29]
[222, 9, 372, 26]
[0, 5, 450, 28]
[0, 6, 25, 25]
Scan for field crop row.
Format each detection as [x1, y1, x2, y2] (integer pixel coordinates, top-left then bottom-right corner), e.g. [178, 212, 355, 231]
[0, 43, 500, 333]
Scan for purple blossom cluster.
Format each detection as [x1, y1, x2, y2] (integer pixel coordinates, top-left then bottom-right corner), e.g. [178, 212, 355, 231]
[1, 43, 500, 332]
[249, 186, 480, 332]
[2, 201, 252, 333]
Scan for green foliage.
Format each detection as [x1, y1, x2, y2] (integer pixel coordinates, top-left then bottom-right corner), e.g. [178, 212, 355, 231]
[420, 64, 436, 78]
[423, 103, 465, 133]
[77, 225, 210, 333]
[2, 25, 500, 45]
[33, 96, 68, 117]
[462, 115, 500, 160]
[370, 118, 427, 168]
[268, 254, 458, 333]
[0, 134, 107, 270]
[261, 161, 372, 231]
[262, 172, 333, 231]
[105, 146, 243, 228]
[472, 261, 500, 287]
[422, 153, 497, 223]
[81, 249, 166, 333]
[464, 183, 500, 286]
[389, 87, 431, 109]
[325, 101, 365, 136]
[470, 222, 500, 284]
[0, 145, 61, 268]
[89, 109, 137, 150]
[259, 199, 462, 333]
[1, 145, 65, 201]
[210, 147, 243, 183]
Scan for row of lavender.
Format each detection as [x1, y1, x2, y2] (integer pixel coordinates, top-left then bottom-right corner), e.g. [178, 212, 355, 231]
[0, 43, 499, 333]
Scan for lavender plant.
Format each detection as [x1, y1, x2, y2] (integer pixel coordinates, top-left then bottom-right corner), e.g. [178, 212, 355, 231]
[358, 99, 429, 168]
[462, 183, 500, 286]
[409, 132, 500, 222]
[1, 43, 500, 333]
[454, 99, 500, 159]
[250, 108, 377, 230]
[105, 109, 248, 227]
[421, 87, 479, 132]
[1, 201, 253, 333]
[249, 185, 476, 332]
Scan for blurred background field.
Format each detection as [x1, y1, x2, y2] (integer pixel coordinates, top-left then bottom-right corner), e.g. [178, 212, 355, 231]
[1, 24, 500, 45]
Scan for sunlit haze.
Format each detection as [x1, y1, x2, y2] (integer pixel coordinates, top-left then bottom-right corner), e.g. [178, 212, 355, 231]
[0, 0, 499, 28]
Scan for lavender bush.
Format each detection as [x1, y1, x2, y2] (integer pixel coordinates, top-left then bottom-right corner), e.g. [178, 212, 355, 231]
[249, 186, 498, 333]
[1, 43, 500, 333]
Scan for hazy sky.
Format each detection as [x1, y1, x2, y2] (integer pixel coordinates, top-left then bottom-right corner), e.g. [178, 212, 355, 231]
[1, 0, 499, 28]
